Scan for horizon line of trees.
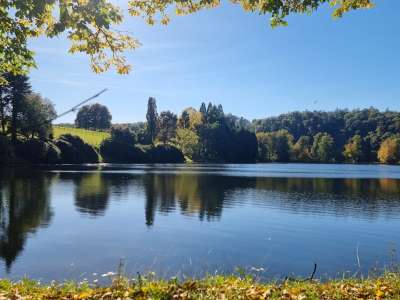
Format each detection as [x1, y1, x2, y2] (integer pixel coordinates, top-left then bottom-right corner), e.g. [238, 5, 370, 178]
[98, 97, 258, 163]
[1, 73, 400, 165]
[86, 98, 400, 165]
[253, 108, 400, 164]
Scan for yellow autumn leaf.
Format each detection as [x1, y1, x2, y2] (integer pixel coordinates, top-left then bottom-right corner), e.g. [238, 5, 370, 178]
[376, 289, 385, 298]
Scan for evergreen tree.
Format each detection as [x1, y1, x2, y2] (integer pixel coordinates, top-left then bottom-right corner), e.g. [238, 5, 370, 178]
[179, 110, 190, 129]
[199, 103, 207, 115]
[158, 111, 178, 144]
[3, 74, 32, 142]
[199, 102, 207, 124]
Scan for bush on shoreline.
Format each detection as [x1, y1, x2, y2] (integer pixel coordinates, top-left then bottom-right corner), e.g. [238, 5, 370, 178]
[99, 126, 185, 163]
[55, 134, 99, 164]
[0, 135, 99, 165]
[100, 139, 146, 163]
[0, 274, 399, 299]
[146, 144, 185, 163]
[15, 139, 60, 164]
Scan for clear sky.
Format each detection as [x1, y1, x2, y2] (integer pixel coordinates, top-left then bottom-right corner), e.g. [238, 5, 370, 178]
[28, 1, 400, 124]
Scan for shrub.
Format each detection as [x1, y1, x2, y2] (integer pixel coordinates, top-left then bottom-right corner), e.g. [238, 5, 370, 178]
[15, 139, 47, 163]
[14, 139, 62, 164]
[147, 144, 184, 163]
[56, 134, 99, 164]
[55, 138, 76, 163]
[110, 126, 136, 145]
[45, 142, 62, 164]
[100, 139, 145, 163]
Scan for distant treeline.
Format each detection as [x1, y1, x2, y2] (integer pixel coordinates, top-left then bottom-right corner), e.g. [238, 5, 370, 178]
[101, 104, 400, 164]
[253, 108, 400, 164]
[1, 73, 400, 165]
[98, 98, 258, 163]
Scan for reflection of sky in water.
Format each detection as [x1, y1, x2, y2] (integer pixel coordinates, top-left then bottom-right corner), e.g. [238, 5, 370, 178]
[0, 164, 400, 282]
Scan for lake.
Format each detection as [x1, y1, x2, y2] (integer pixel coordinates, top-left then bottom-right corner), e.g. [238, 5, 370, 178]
[1, 164, 400, 282]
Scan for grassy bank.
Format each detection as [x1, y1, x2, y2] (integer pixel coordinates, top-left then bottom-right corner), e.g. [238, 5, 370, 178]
[53, 126, 110, 148]
[0, 274, 399, 299]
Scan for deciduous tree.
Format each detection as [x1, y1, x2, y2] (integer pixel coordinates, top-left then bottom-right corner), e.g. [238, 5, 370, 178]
[1, 1, 373, 79]
[75, 103, 112, 130]
[256, 130, 292, 162]
[312, 132, 336, 163]
[343, 135, 364, 163]
[146, 97, 158, 144]
[20, 93, 56, 139]
[292, 135, 312, 162]
[378, 137, 400, 164]
[176, 128, 199, 159]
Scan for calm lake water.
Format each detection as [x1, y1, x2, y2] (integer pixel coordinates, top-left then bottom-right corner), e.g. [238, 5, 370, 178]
[1, 164, 400, 282]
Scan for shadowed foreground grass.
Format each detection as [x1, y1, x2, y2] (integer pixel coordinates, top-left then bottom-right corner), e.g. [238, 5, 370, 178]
[1, 273, 400, 299]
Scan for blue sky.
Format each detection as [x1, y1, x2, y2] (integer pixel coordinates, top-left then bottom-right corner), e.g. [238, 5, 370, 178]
[28, 1, 400, 123]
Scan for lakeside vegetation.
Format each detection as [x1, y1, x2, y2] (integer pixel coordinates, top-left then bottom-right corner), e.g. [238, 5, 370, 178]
[0, 273, 399, 299]
[1, 74, 400, 165]
[2, 0, 395, 295]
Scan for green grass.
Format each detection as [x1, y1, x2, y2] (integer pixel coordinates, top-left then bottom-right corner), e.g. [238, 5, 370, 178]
[0, 273, 399, 299]
[53, 126, 110, 148]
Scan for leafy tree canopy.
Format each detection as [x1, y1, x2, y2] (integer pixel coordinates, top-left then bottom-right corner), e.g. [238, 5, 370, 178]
[75, 103, 112, 130]
[378, 137, 400, 164]
[20, 93, 57, 139]
[1, 0, 374, 79]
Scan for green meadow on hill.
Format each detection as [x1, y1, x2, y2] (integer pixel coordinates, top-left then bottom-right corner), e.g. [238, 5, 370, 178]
[53, 126, 110, 148]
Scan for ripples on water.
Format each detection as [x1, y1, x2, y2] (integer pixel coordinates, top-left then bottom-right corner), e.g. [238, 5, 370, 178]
[0, 164, 400, 281]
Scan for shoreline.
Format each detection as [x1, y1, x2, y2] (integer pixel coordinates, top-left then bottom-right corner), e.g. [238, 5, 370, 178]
[0, 274, 399, 299]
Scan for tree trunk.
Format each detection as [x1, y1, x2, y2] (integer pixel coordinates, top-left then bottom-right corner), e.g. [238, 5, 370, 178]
[0, 103, 5, 134]
[11, 98, 18, 143]
[11, 109, 17, 142]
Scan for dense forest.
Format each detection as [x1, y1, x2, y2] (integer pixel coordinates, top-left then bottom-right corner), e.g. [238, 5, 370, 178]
[253, 109, 400, 163]
[1, 74, 400, 165]
[107, 104, 400, 164]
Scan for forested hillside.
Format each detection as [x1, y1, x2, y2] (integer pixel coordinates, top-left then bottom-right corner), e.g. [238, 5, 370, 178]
[252, 108, 400, 163]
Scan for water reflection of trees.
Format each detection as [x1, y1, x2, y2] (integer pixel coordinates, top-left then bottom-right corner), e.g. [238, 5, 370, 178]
[1, 168, 400, 271]
[60, 172, 135, 218]
[0, 169, 54, 271]
[254, 177, 400, 219]
[141, 174, 400, 225]
[73, 173, 110, 217]
[143, 174, 231, 226]
[58, 170, 400, 225]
